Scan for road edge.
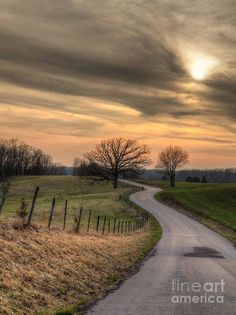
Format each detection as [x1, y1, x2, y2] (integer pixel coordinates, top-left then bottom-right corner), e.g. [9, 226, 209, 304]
[50, 187, 162, 315]
[155, 191, 236, 247]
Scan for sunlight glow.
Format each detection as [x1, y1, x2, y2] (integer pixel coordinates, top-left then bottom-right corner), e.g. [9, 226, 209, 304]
[191, 57, 218, 80]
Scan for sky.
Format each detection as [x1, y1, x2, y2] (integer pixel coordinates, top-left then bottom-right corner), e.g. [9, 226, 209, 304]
[0, 0, 235, 167]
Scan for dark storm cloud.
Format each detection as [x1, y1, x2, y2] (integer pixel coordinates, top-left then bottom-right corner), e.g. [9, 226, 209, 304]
[0, 29, 186, 87]
[0, 0, 235, 122]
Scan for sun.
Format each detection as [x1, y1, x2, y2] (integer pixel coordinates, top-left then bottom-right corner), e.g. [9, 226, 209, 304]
[191, 57, 217, 80]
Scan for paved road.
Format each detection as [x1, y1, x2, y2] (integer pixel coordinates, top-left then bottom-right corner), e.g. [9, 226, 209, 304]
[86, 180, 236, 315]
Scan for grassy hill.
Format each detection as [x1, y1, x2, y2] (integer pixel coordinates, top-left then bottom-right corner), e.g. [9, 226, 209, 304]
[1, 176, 143, 231]
[0, 176, 162, 315]
[135, 179, 236, 244]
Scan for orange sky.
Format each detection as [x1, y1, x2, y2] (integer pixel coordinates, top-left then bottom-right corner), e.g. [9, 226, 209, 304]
[0, 83, 235, 167]
[0, 0, 235, 167]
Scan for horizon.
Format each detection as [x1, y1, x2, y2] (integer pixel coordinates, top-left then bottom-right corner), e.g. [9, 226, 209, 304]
[0, 1, 235, 168]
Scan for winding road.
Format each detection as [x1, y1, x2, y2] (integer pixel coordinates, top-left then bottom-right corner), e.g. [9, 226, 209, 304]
[86, 180, 236, 315]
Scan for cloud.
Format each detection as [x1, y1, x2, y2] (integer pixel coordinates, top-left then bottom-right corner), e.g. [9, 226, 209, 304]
[0, 0, 235, 165]
[0, 1, 235, 120]
[0, 0, 190, 117]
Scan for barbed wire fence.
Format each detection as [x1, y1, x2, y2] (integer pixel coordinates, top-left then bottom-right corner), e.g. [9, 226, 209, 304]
[0, 186, 149, 235]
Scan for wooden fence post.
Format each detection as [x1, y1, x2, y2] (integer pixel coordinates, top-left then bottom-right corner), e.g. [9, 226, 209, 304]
[102, 216, 106, 235]
[26, 186, 40, 227]
[48, 198, 56, 229]
[63, 200, 68, 230]
[96, 215, 100, 233]
[87, 209, 92, 233]
[108, 218, 111, 234]
[113, 218, 117, 233]
[75, 206, 83, 232]
[117, 221, 120, 233]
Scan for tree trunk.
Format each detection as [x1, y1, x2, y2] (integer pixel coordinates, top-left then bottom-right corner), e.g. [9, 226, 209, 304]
[170, 172, 175, 187]
[113, 175, 118, 189]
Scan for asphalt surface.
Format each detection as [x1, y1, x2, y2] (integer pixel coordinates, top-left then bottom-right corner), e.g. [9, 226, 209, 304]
[86, 180, 236, 315]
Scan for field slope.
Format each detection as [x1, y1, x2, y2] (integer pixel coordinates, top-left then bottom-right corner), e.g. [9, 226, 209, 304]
[136, 179, 236, 244]
[0, 176, 161, 315]
[1, 176, 145, 230]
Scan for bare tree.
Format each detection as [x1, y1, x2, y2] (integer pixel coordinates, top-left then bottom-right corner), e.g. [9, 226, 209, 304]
[157, 145, 189, 187]
[0, 138, 65, 178]
[87, 138, 151, 188]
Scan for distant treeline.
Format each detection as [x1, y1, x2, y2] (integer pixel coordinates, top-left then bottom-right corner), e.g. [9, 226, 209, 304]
[0, 138, 65, 178]
[139, 168, 236, 183]
[176, 169, 236, 183]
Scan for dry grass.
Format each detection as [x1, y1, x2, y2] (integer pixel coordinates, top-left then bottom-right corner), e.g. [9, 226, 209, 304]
[0, 221, 156, 315]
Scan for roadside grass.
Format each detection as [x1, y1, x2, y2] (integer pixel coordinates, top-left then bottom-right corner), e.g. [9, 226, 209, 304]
[0, 176, 162, 315]
[50, 216, 161, 315]
[135, 179, 236, 245]
[1, 176, 139, 230]
[0, 223, 161, 315]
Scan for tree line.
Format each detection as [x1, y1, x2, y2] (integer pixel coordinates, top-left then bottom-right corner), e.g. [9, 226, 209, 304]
[73, 137, 236, 187]
[176, 169, 236, 183]
[0, 138, 65, 179]
[140, 168, 236, 183]
[2, 136, 234, 188]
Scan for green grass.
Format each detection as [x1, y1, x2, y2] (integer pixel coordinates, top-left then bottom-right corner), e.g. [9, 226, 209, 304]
[120, 187, 162, 259]
[135, 179, 236, 244]
[8, 176, 162, 315]
[0, 176, 140, 231]
[136, 215, 162, 260]
[50, 217, 162, 315]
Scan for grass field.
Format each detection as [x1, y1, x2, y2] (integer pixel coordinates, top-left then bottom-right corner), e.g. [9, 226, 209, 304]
[0, 176, 162, 315]
[0, 176, 141, 231]
[0, 219, 161, 315]
[135, 179, 236, 244]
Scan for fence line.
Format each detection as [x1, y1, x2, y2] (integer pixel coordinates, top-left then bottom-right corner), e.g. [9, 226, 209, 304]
[1, 185, 149, 235]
